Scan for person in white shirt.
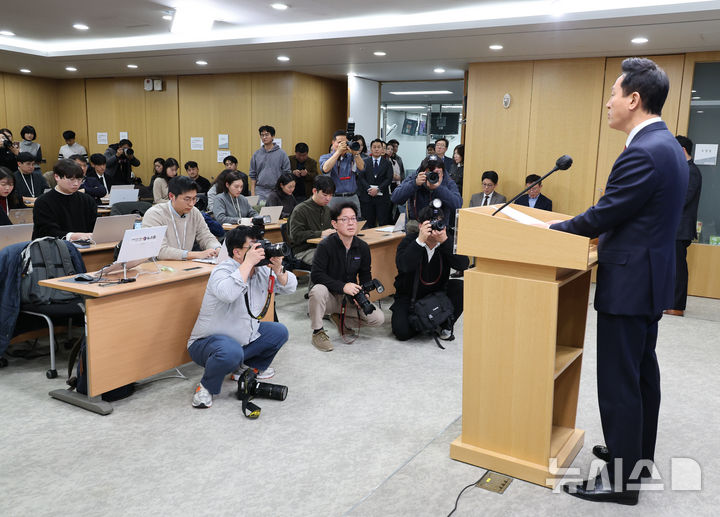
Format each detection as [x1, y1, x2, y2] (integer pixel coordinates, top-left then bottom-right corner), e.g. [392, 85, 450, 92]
[58, 130, 87, 160]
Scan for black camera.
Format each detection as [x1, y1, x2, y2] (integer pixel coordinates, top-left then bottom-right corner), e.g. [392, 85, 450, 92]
[1, 136, 12, 150]
[352, 279, 385, 315]
[429, 198, 445, 231]
[256, 239, 290, 267]
[236, 368, 288, 418]
[346, 119, 361, 152]
[425, 155, 440, 184]
[123, 147, 134, 156]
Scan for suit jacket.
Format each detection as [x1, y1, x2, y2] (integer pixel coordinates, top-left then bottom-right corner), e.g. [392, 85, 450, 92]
[676, 159, 702, 241]
[87, 168, 115, 193]
[550, 121, 688, 316]
[515, 193, 552, 211]
[358, 156, 393, 202]
[470, 191, 507, 207]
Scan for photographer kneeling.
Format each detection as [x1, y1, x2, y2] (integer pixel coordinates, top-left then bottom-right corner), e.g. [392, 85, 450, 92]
[391, 203, 469, 342]
[309, 202, 385, 352]
[187, 226, 297, 408]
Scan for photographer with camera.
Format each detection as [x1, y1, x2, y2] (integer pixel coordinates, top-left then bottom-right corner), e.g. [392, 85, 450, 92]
[319, 128, 365, 217]
[187, 225, 297, 408]
[391, 202, 469, 343]
[104, 139, 140, 185]
[308, 202, 384, 352]
[0, 129, 20, 171]
[391, 154, 462, 233]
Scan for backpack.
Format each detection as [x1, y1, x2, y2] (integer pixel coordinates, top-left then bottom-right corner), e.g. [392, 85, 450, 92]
[20, 237, 78, 305]
[407, 256, 456, 349]
[67, 338, 135, 402]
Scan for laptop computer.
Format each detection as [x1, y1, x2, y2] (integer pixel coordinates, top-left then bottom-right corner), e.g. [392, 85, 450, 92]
[109, 188, 139, 206]
[259, 205, 283, 224]
[0, 223, 34, 249]
[375, 212, 405, 233]
[192, 243, 230, 265]
[91, 214, 138, 243]
[111, 185, 135, 190]
[8, 208, 33, 224]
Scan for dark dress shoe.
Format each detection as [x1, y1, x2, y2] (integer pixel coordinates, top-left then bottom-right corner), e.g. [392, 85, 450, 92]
[563, 475, 639, 505]
[663, 309, 684, 316]
[593, 444, 610, 462]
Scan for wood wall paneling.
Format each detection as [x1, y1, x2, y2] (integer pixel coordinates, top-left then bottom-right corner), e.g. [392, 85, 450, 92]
[463, 61, 534, 205]
[594, 55, 686, 204]
[178, 74, 253, 184]
[56, 78, 89, 156]
[250, 73, 294, 169]
[527, 58, 606, 216]
[0, 74, 7, 128]
[143, 76, 179, 183]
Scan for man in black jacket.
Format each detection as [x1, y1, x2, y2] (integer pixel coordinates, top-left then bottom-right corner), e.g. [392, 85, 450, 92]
[308, 201, 384, 352]
[391, 205, 469, 341]
[665, 135, 703, 317]
[359, 139, 393, 228]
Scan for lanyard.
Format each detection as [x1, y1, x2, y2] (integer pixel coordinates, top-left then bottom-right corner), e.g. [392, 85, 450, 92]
[167, 201, 187, 250]
[232, 195, 242, 219]
[20, 173, 35, 197]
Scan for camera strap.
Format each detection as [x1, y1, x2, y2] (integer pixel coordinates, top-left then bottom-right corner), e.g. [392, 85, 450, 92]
[244, 274, 275, 320]
[240, 396, 261, 419]
[339, 297, 360, 344]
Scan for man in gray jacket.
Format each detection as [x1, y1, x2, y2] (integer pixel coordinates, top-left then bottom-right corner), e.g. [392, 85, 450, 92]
[187, 225, 297, 408]
[249, 125, 291, 201]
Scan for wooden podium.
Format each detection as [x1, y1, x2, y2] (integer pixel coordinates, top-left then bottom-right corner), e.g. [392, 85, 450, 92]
[450, 204, 597, 488]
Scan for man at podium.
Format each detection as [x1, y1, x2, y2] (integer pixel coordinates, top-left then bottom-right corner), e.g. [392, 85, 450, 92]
[544, 58, 688, 504]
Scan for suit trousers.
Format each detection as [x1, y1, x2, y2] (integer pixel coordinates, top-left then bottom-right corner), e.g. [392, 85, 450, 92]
[596, 312, 661, 485]
[672, 239, 691, 310]
[390, 280, 464, 341]
[360, 196, 392, 228]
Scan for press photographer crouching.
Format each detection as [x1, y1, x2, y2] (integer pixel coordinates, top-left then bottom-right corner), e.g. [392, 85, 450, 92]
[391, 202, 469, 344]
[187, 226, 297, 409]
[308, 202, 385, 352]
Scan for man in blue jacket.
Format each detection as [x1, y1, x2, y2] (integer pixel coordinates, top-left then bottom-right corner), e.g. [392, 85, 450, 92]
[545, 58, 688, 505]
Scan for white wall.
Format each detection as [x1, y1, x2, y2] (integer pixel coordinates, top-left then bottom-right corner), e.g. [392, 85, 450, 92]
[348, 76, 380, 140]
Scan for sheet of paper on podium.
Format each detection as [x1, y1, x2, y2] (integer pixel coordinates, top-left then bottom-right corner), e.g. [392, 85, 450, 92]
[500, 206, 544, 226]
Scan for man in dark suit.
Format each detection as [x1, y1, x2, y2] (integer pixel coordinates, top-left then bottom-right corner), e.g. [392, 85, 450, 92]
[665, 135, 702, 317]
[545, 58, 688, 505]
[515, 174, 552, 211]
[358, 139, 393, 227]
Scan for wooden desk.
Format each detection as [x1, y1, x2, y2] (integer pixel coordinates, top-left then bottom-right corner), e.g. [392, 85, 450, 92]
[39, 260, 274, 414]
[222, 219, 286, 244]
[78, 242, 117, 271]
[307, 226, 405, 300]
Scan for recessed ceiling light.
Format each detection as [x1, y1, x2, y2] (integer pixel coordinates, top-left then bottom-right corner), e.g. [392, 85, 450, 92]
[631, 37, 648, 44]
[19, 68, 31, 74]
[691, 89, 697, 93]
[347, 72, 357, 77]
[692, 96, 701, 100]
[385, 105, 427, 110]
[162, 14, 173, 20]
[373, 51, 387, 57]
[127, 64, 138, 69]
[489, 44, 503, 50]
[0, 30, 15, 37]
[389, 90, 453, 95]
[433, 67, 446, 74]
[195, 60, 208, 66]
[65, 66, 77, 72]
[277, 55, 290, 62]
[73, 23, 89, 31]
[271, 3, 289, 10]
[696, 110, 704, 114]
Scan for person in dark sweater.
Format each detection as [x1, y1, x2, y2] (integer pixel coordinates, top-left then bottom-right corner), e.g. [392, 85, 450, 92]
[308, 201, 384, 352]
[32, 159, 97, 240]
[184, 160, 212, 193]
[391, 205, 469, 341]
[71, 154, 106, 204]
[287, 175, 336, 265]
[13, 151, 49, 199]
[265, 173, 298, 219]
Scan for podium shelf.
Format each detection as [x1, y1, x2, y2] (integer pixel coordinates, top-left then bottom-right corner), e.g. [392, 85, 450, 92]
[554, 346, 583, 379]
[550, 425, 576, 459]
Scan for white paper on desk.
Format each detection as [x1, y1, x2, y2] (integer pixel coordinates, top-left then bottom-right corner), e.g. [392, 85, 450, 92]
[218, 134, 229, 149]
[190, 137, 204, 151]
[96, 132, 108, 145]
[499, 206, 545, 226]
[217, 150, 231, 163]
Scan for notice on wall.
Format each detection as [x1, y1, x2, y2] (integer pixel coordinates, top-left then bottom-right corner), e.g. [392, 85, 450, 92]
[218, 134, 229, 149]
[695, 144, 718, 166]
[119, 131, 129, 140]
[190, 137, 204, 151]
[217, 150, 231, 163]
[96, 132, 108, 145]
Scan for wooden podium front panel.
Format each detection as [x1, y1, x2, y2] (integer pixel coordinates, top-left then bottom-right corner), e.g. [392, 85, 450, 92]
[461, 268, 557, 465]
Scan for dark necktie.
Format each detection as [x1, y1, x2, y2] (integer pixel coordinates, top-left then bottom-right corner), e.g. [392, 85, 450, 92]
[483, 195, 490, 206]
[373, 159, 379, 171]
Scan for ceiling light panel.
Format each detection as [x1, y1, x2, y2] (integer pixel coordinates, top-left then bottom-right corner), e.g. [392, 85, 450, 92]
[389, 90, 453, 95]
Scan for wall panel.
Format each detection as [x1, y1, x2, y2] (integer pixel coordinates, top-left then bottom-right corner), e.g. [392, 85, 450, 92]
[56, 78, 89, 154]
[144, 76, 180, 181]
[0, 74, 7, 129]
[527, 58, 606, 216]
[250, 73, 295, 168]
[463, 61, 534, 205]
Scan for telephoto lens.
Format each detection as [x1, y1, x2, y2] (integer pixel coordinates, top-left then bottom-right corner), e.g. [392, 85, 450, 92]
[253, 382, 288, 401]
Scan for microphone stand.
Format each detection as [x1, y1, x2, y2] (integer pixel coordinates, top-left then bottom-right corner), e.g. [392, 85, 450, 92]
[492, 157, 571, 216]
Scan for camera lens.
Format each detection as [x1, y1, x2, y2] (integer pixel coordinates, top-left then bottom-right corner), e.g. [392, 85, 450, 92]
[253, 382, 288, 401]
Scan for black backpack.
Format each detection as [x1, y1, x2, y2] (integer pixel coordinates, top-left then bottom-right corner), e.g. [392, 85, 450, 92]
[67, 338, 135, 402]
[20, 237, 78, 305]
[407, 257, 456, 349]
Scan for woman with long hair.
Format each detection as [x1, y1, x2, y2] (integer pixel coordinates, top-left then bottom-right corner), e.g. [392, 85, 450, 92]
[153, 157, 179, 203]
[213, 170, 259, 224]
[0, 166, 26, 225]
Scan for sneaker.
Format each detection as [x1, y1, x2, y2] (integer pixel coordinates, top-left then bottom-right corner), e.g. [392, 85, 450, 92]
[439, 329, 453, 341]
[312, 330, 333, 352]
[192, 383, 213, 408]
[230, 365, 248, 381]
[256, 367, 275, 380]
[330, 313, 357, 336]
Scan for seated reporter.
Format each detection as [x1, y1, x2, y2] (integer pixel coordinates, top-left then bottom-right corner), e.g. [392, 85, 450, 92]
[391, 205, 469, 341]
[187, 226, 297, 408]
[213, 170, 259, 224]
[142, 176, 221, 260]
[308, 202, 384, 352]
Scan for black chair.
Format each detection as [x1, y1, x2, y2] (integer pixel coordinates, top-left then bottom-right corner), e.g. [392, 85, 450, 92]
[110, 201, 152, 216]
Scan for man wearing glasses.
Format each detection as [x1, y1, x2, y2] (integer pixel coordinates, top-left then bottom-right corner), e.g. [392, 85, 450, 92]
[308, 202, 384, 352]
[142, 176, 221, 260]
[515, 173, 553, 211]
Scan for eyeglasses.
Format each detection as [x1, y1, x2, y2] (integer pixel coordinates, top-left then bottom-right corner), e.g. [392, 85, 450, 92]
[181, 196, 198, 203]
[260, 132, 272, 137]
[336, 217, 357, 223]
[482, 182, 495, 187]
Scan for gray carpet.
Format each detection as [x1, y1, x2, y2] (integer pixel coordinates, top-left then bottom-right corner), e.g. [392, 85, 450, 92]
[1, 283, 717, 516]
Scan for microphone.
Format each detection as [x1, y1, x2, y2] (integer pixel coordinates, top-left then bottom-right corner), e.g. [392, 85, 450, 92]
[491, 155, 572, 216]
